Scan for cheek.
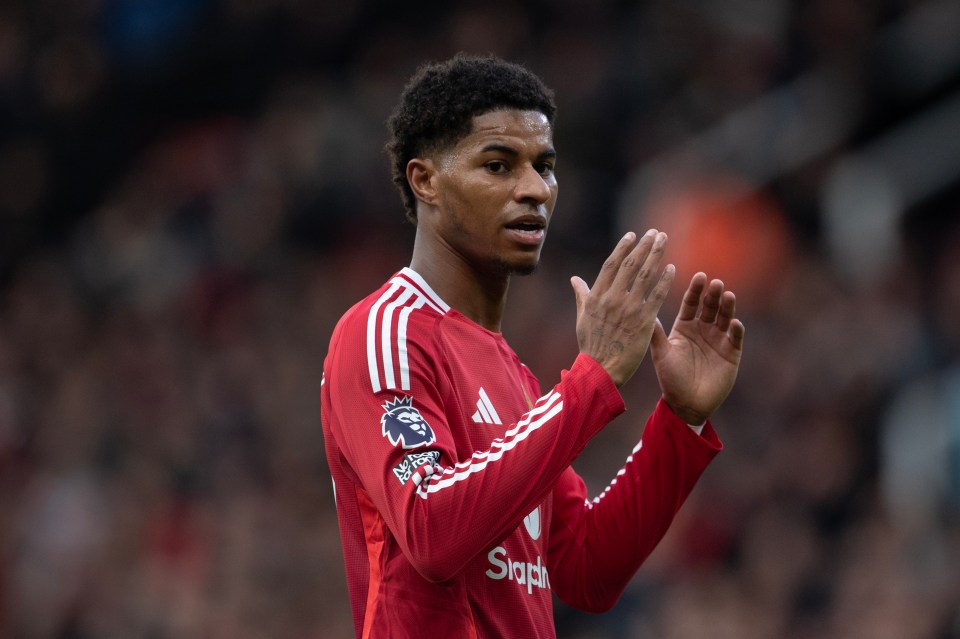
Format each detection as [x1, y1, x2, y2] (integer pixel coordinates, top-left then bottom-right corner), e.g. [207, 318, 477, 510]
[436, 176, 511, 240]
[443, 190, 491, 231]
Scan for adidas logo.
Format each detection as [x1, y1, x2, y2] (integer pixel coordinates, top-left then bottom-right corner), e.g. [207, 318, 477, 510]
[471, 387, 502, 425]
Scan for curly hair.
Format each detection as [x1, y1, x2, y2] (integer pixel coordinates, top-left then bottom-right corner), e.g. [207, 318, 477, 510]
[386, 53, 557, 223]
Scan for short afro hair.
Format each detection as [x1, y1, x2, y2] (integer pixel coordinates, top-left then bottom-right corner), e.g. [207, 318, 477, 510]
[386, 53, 557, 223]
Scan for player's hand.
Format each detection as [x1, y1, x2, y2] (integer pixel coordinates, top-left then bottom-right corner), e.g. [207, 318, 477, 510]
[650, 273, 745, 425]
[571, 230, 675, 387]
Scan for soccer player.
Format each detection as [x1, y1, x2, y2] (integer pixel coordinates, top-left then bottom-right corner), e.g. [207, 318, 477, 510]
[320, 53, 745, 637]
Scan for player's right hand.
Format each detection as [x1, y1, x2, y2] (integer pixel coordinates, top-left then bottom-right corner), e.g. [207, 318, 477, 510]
[570, 230, 674, 387]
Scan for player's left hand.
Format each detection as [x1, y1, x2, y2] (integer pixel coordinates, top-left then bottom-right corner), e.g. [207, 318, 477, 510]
[650, 273, 745, 425]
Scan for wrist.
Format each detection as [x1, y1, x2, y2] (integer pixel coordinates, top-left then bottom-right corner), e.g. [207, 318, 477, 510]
[664, 399, 707, 426]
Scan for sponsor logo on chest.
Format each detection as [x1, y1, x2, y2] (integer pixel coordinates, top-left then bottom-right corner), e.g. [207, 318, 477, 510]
[485, 547, 550, 595]
[485, 506, 549, 595]
[471, 387, 502, 425]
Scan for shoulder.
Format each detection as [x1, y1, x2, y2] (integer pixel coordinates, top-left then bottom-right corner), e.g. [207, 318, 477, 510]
[328, 268, 450, 392]
[335, 269, 448, 340]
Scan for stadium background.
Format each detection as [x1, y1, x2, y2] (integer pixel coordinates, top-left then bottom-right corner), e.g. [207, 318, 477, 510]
[1, 0, 959, 636]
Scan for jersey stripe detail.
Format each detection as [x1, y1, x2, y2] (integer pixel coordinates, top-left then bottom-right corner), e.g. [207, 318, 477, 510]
[398, 267, 450, 313]
[380, 288, 415, 389]
[366, 282, 401, 393]
[415, 390, 563, 498]
[449, 390, 560, 469]
[397, 298, 425, 391]
[367, 275, 447, 393]
[585, 440, 644, 509]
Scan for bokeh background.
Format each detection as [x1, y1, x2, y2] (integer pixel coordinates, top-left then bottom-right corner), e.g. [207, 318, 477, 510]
[1, 0, 959, 637]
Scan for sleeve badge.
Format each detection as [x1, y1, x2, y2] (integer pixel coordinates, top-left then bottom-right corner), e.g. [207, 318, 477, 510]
[381, 395, 436, 449]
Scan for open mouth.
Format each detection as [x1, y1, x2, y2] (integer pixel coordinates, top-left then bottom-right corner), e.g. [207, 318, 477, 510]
[505, 217, 546, 235]
[504, 219, 546, 247]
[507, 222, 544, 234]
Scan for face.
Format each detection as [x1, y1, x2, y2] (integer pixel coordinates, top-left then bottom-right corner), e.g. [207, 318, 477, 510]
[427, 109, 558, 276]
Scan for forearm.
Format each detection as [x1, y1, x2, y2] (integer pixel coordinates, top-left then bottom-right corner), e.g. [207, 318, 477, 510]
[549, 399, 721, 611]
[381, 355, 625, 581]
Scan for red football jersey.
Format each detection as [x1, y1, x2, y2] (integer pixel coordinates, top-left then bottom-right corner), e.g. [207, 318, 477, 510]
[320, 267, 722, 638]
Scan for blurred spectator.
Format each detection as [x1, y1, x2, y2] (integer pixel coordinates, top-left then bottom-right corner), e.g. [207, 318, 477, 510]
[1, 1, 959, 637]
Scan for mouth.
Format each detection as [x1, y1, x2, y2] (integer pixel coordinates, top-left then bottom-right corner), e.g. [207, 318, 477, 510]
[504, 215, 547, 236]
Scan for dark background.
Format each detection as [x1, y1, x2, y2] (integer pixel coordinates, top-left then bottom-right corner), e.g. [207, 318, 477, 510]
[1, 0, 959, 636]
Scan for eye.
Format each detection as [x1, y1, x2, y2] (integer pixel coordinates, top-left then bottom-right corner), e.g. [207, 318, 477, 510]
[485, 160, 508, 174]
[535, 161, 555, 177]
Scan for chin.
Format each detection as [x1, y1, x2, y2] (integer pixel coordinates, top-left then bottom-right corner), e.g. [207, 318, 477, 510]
[511, 263, 540, 276]
[492, 257, 540, 277]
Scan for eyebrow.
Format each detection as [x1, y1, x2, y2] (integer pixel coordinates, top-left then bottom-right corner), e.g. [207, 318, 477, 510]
[480, 143, 557, 160]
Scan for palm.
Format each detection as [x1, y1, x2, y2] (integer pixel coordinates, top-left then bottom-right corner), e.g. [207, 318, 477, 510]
[650, 274, 744, 425]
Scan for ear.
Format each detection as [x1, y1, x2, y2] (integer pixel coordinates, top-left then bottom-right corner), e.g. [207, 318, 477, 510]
[407, 158, 438, 206]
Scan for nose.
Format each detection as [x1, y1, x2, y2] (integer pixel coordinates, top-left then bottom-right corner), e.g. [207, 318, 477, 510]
[514, 164, 553, 206]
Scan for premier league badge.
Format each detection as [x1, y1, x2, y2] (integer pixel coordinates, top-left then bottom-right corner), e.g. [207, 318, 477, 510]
[380, 395, 436, 449]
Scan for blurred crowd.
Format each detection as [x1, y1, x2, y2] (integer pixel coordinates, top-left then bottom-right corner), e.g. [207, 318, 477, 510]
[1, 0, 959, 637]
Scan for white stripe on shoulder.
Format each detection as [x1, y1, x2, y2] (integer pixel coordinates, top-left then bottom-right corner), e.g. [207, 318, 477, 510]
[397, 297, 425, 390]
[381, 287, 415, 389]
[367, 274, 445, 393]
[397, 267, 450, 313]
[367, 282, 401, 393]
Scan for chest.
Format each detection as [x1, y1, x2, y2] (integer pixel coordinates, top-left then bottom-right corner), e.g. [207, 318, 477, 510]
[436, 321, 539, 456]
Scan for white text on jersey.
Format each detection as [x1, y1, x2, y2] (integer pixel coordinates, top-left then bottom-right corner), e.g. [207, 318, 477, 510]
[485, 547, 550, 595]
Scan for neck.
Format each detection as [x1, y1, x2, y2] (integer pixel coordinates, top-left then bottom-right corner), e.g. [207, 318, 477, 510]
[410, 232, 509, 333]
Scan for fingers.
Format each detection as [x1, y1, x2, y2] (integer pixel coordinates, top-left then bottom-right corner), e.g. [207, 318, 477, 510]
[677, 272, 708, 322]
[650, 317, 668, 352]
[592, 231, 640, 293]
[715, 289, 745, 352]
[593, 229, 666, 297]
[573, 230, 674, 387]
[698, 279, 724, 324]
[570, 275, 589, 311]
[643, 262, 676, 316]
[612, 229, 664, 294]
[679, 275, 743, 342]
[715, 290, 736, 332]
[728, 318, 746, 350]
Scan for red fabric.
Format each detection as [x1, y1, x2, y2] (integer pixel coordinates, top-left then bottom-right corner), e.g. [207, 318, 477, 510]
[321, 268, 721, 638]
